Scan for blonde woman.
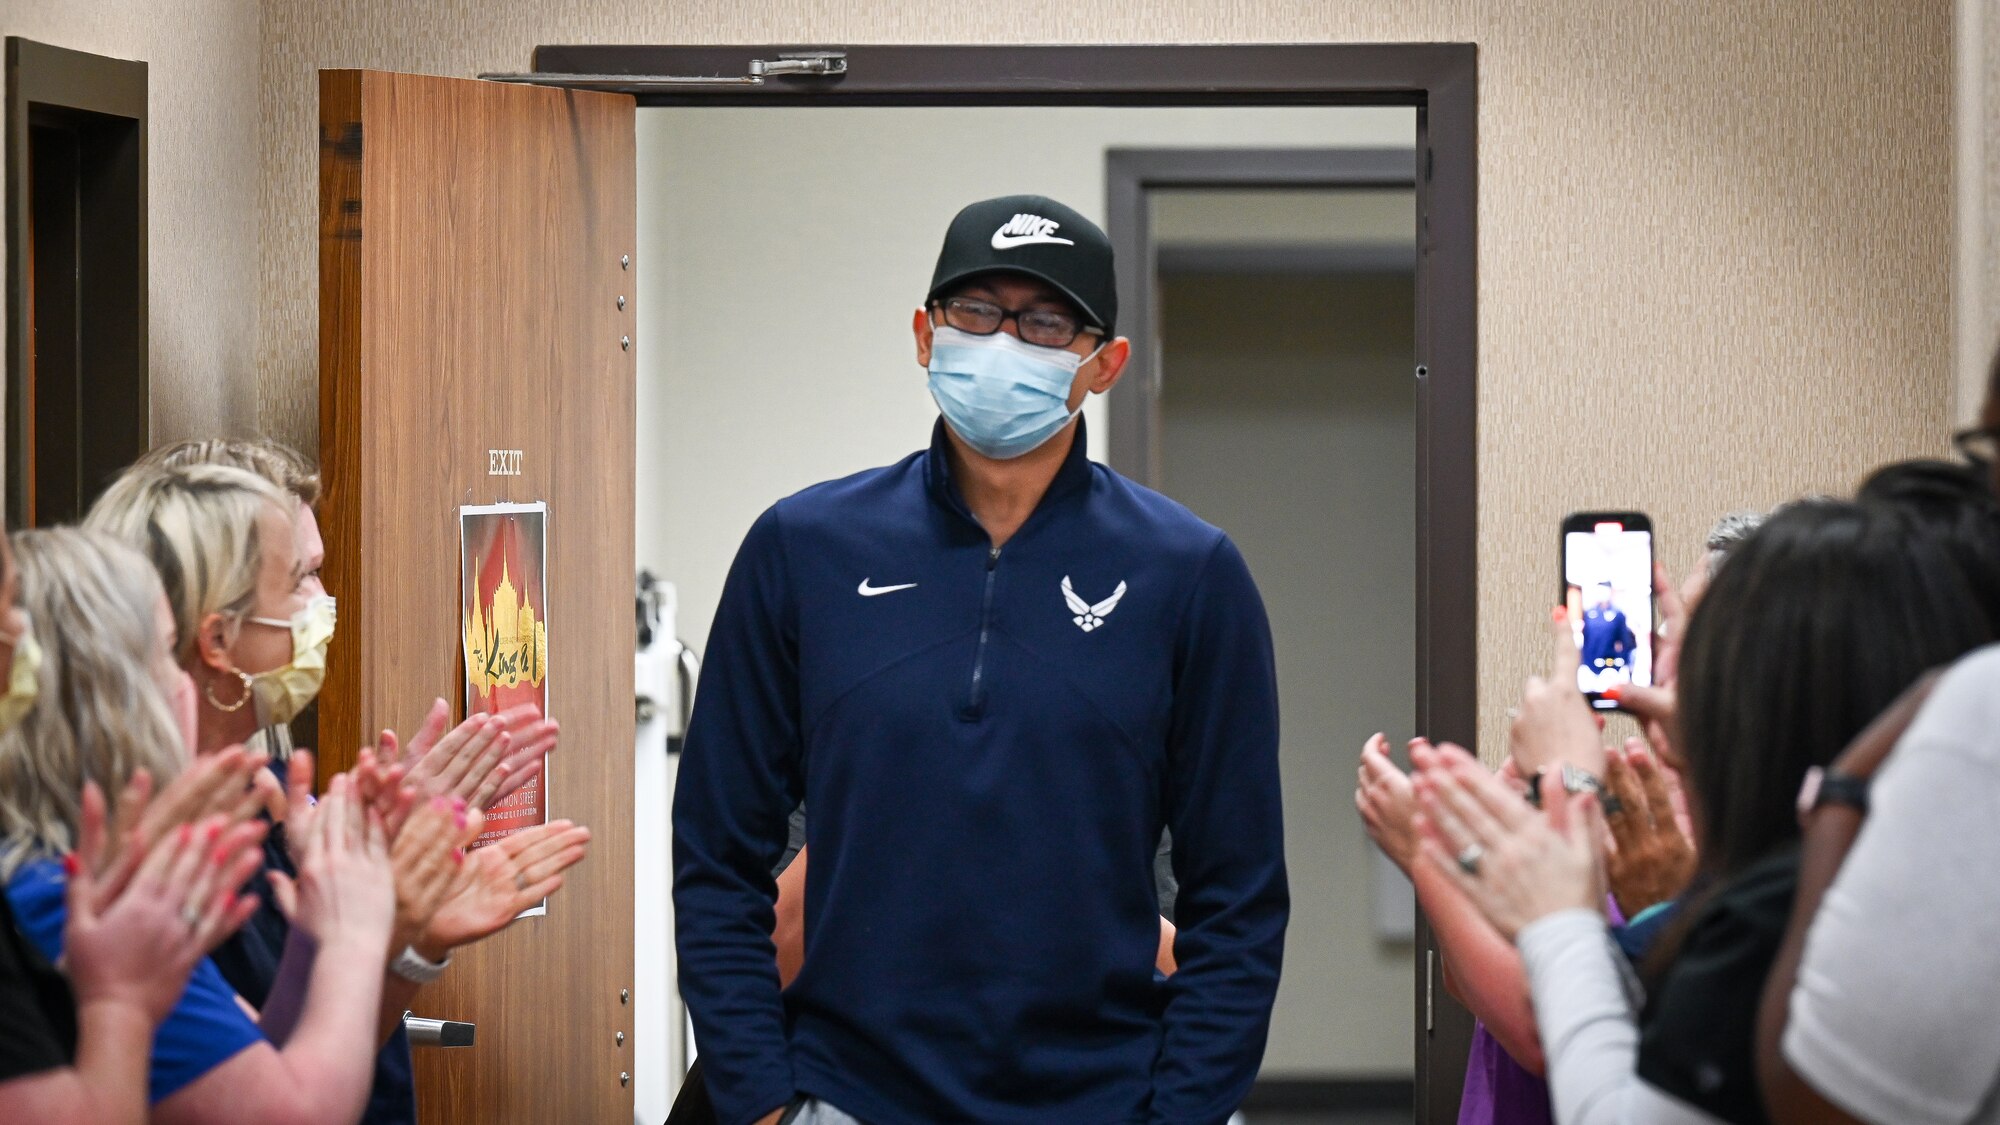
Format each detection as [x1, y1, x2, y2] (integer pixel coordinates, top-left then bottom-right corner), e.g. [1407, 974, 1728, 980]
[0, 529, 318, 1122]
[88, 461, 590, 1125]
[136, 437, 554, 810]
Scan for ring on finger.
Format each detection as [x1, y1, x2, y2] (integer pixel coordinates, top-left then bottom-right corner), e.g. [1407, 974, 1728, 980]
[514, 872, 527, 892]
[180, 903, 202, 929]
[1455, 844, 1485, 876]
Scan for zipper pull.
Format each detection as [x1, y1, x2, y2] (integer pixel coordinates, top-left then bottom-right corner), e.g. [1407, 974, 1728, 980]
[988, 546, 1002, 569]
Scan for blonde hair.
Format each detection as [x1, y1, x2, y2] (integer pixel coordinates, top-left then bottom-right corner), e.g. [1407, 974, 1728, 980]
[84, 462, 293, 665]
[0, 529, 186, 879]
[139, 437, 322, 507]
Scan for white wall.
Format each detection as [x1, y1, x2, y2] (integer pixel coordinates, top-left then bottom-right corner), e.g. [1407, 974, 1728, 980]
[634, 105, 1414, 655]
[1156, 206, 1417, 1076]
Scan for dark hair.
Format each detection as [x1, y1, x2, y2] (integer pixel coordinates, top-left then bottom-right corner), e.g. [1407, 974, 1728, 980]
[1675, 499, 1994, 886]
[1857, 459, 2000, 627]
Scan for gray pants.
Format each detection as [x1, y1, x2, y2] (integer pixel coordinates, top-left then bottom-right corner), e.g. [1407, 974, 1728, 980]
[781, 1099, 865, 1125]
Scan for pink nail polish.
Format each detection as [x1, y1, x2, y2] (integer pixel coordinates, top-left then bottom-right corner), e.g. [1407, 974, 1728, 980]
[61, 852, 78, 876]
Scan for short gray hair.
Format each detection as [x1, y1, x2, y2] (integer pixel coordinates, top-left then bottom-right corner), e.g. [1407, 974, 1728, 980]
[1705, 510, 1766, 576]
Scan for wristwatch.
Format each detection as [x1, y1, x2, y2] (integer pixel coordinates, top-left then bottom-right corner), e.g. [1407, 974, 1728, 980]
[389, 944, 451, 985]
[1796, 765, 1870, 824]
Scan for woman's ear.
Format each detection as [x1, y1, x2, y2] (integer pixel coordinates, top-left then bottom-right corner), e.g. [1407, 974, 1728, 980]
[913, 307, 936, 368]
[194, 612, 237, 675]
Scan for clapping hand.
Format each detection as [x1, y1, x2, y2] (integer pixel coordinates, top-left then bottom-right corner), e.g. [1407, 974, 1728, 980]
[419, 820, 590, 955]
[389, 796, 482, 955]
[348, 746, 419, 838]
[1600, 739, 1697, 915]
[1414, 744, 1607, 941]
[95, 746, 267, 886]
[383, 699, 556, 812]
[1357, 734, 1420, 873]
[1508, 608, 1607, 776]
[269, 774, 396, 952]
[64, 782, 266, 1024]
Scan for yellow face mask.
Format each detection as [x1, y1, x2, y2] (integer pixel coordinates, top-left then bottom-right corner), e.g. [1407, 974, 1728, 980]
[0, 613, 42, 735]
[243, 595, 335, 726]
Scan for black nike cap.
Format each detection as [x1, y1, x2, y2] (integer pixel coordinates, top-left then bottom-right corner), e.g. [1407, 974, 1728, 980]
[927, 194, 1117, 334]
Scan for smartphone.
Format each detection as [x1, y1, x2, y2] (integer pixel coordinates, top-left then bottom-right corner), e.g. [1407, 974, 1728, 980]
[1560, 511, 1655, 710]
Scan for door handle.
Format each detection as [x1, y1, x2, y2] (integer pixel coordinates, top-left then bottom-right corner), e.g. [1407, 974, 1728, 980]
[404, 1011, 475, 1048]
[668, 644, 701, 755]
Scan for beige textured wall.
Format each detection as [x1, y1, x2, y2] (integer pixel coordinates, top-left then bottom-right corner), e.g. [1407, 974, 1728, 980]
[1964, 0, 2000, 423]
[250, 1, 1951, 760]
[3, 0, 262, 447]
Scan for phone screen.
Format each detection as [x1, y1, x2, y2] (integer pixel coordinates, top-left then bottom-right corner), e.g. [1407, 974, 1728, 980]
[1563, 517, 1654, 706]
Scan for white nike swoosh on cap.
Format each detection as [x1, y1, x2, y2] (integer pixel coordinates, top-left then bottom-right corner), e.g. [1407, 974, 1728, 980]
[858, 579, 918, 597]
[991, 231, 1075, 250]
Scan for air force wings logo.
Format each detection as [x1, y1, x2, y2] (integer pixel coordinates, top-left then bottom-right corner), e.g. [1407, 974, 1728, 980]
[1062, 576, 1128, 633]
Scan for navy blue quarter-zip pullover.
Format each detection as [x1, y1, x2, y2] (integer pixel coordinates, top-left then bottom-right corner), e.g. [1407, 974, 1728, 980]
[673, 419, 1287, 1125]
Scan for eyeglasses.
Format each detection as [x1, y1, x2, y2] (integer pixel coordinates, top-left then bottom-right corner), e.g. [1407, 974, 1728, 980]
[933, 296, 1100, 349]
[1953, 425, 2000, 466]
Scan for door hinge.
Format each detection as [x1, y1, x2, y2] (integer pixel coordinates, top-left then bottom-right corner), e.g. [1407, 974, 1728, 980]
[1425, 948, 1435, 1033]
[480, 52, 847, 91]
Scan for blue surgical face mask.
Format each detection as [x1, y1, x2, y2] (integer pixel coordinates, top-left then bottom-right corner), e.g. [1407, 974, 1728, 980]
[927, 325, 1104, 460]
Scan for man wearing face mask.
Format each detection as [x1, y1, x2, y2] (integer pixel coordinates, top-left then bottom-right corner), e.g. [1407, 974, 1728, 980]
[675, 195, 1288, 1125]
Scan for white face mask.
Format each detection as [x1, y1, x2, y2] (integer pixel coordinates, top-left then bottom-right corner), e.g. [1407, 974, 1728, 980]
[927, 326, 1104, 460]
[239, 595, 335, 726]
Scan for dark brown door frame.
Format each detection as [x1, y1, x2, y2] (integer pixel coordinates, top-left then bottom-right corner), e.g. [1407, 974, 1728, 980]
[4, 37, 148, 527]
[523, 43, 1479, 1123]
[1107, 144, 1465, 1121]
[1104, 145, 1418, 482]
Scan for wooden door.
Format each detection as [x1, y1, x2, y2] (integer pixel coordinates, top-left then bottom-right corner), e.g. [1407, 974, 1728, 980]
[318, 69, 636, 1124]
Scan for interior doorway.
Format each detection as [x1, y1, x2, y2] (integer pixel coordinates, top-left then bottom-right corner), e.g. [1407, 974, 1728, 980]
[4, 37, 148, 527]
[499, 42, 1477, 1124]
[1151, 179, 1418, 1122]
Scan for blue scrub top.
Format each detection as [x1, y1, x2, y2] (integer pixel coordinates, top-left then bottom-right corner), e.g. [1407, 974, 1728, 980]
[6, 858, 266, 1103]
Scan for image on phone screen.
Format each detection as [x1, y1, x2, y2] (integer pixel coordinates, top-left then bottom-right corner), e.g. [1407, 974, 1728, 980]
[1563, 518, 1653, 704]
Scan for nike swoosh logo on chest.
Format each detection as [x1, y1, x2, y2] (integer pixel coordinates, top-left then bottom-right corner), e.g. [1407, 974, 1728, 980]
[858, 580, 918, 597]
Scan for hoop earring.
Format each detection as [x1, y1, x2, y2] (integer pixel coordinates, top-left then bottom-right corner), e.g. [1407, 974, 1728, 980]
[203, 669, 254, 714]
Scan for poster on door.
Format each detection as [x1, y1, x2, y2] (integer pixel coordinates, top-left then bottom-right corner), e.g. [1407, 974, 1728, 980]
[459, 502, 550, 916]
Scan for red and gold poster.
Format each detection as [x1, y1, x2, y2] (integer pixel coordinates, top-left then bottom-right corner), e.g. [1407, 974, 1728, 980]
[460, 502, 550, 874]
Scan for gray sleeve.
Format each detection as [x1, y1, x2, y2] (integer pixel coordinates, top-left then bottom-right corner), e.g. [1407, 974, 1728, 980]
[1517, 909, 1726, 1125]
[1153, 828, 1178, 921]
[1784, 737, 2000, 1125]
[773, 802, 808, 877]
